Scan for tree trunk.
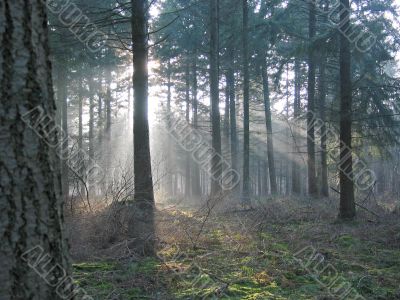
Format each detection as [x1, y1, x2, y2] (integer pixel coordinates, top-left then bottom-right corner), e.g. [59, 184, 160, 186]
[307, 0, 318, 197]
[339, 0, 356, 219]
[185, 62, 191, 197]
[224, 73, 230, 139]
[57, 63, 69, 203]
[242, 0, 251, 203]
[191, 55, 202, 196]
[105, 68, 112, 136]
[292, 59, 301, 194]
[227, 42, 239, 195]
[262, 64, 278, 194]
[165, 59, 173, 196]
[318, 55, 329, 197]
[78, 74, 85, 196]
[130, 0, 155, 255]
[88, 76, 95, 188]
[209, 0, 222, 197]
[0, 1, 71, 298]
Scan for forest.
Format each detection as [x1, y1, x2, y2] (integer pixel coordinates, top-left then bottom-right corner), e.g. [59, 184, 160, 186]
[1, 0, 400, 299]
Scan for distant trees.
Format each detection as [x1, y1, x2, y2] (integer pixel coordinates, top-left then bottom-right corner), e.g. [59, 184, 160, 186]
[0, 0, 71, 297]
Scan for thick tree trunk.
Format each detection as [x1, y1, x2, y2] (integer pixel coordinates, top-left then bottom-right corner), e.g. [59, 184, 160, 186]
[262, 64, 278, 194]
[0, 1, 71, 298]
[307, 0, 318, 197]
[242, 0, 251, 203]
[209, 0, 222, 197]
[191, 56, 202, 196]
[130, 0, 155, 255]
[339, 0, 356, 219]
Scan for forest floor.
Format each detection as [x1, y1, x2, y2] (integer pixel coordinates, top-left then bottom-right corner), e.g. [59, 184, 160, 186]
[69, 197, 400, 299]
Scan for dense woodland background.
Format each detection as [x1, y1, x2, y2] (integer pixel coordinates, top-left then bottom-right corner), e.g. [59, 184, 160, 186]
[1, 0, 400, 299]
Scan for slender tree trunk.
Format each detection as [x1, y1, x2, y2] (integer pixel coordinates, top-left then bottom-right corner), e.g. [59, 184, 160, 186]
[165, 59, 173, 196]
[242, 0, 251, 203]
[185, 62, 191, 197]
[227, 45, 239, 194]
[339, 0, 356, 219]
[0, 1, 71, 298]
[57, 63, 69, 202]
[105, 68, 112, 136]
[88, 77, 95, 160]
[191, 55, 202, 196]
[307, 0, 318, 197]
[130, 0, 155, 255]
[262, 64, 278, 194]
[78, 74, 85, 195]
[224, 73, 230, 139]
[209, 0, 222, 197]
[292, 59, 301, 194]
[318, 56, 329, 197]
[97, 73, 104, 144]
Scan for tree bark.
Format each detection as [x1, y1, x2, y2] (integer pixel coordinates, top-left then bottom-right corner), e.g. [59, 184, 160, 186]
[262, 64, 278, 194]
[292, 60, 301, 194]
[0, 0, 71, 298]
[185, 61, 191, 197]
[165, 59, 173, 196]
[191, 55, 201, 196]
[227, 39, 239, 195]
[339, 0, 356, 219]
[318, 56, 329, 197]
[130, 0, 155, 255]
[307, 0, 318, 197]
[209, 0, 222, 197]
[57, 63, 69, 203]
[242, 0, 251, 203]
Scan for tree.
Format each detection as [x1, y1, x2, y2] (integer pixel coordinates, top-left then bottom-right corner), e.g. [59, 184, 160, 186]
[262, 63, 278, 194]
[242, 0, 251, 203]
[210, 0, 222, 197]
[307, 0, 318, 197]
[338, 0, 356, 219]
[130, 0, 156, 255]
[0, 0, 71, 297]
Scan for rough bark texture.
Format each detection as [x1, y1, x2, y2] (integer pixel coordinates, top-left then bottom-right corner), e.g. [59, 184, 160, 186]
[0, 0, 71, 298]
[307, 0, 318, 197]
[130, 0, 155, 255]
[339, 0, 356, 219]
[242, 0, 251, 203]
[262, 64, 277, 194]
[209, 0, 222, 197]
